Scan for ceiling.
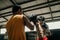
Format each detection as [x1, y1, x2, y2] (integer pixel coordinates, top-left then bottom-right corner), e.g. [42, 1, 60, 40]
[0, 0, 60, 28]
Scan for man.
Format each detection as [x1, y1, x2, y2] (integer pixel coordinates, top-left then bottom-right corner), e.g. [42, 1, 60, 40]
[29, 16, 51, 40]
[6, 5, 34, 40]
[36, 16, 51, 40]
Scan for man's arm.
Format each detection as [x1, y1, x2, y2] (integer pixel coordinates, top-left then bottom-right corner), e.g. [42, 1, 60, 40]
[36, 20, 44, 38]
[23, 15, 34, 30]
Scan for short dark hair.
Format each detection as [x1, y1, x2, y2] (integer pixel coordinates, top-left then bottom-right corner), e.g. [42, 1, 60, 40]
[37, 16, 45, 21]
[12, 5, 22, 14]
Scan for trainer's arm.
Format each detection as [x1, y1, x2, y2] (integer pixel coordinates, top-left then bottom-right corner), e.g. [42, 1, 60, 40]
[23, 15, 34, 30]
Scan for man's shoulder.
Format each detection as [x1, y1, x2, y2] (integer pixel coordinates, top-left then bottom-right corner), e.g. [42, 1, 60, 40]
[13, 15, 24, 18]
[42, 23, 48, 28]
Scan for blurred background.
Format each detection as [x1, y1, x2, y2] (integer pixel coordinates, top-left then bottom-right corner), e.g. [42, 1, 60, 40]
[0, 0, 60, 40]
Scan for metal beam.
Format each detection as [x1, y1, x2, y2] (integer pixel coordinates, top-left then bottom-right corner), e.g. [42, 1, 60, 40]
[0, 15, 60, 23]
[0, 13, 12, 18]
[0, 10, 60, 17]
[36, 10, 60, 16]
[23, 2, 60, 12]
[45, 16, 60, 22]
[0, 25, 6, 29]
[53, 16, 60, 18]
[1, 16, 8, 21]
[0, 0, 36, 11]
[46, 16, 60, 19]
[0, 1, 60, 17]
[47, 0, 53, 21]
[10, 0, 16, 5]
[46, 19, 60, 22]
[22, 0, 60, 10]
[0, 2, 60, 17]
[16, 0, 36, 5]
[0, 11, 12, 16]
[0, 21, 7, 23]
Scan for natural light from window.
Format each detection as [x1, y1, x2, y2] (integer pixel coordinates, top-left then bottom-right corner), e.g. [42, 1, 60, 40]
[1, 21, 60, 34]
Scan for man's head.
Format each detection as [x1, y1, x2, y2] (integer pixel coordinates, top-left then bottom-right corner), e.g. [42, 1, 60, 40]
[36, 16, 45, 24]
[37, 16, 45, 21]
[12, 5, 22, 15]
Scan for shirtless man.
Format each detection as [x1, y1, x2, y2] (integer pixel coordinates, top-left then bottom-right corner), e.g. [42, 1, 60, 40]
[36, 16, 51, 40]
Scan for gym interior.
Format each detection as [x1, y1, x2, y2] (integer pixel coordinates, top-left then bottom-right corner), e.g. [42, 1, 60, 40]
[0, 0, 60, 40]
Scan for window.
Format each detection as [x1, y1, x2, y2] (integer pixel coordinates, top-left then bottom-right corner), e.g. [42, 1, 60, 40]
[1, 28, 6, 34]
[46, 21, 60, 29]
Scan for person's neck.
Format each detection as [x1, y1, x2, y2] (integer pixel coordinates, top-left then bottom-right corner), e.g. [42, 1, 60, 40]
[17, 12, 23, 15]
[13, 14, 23, 16]
[16, 13, 23, 15]
[13, 12, 23, 16]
